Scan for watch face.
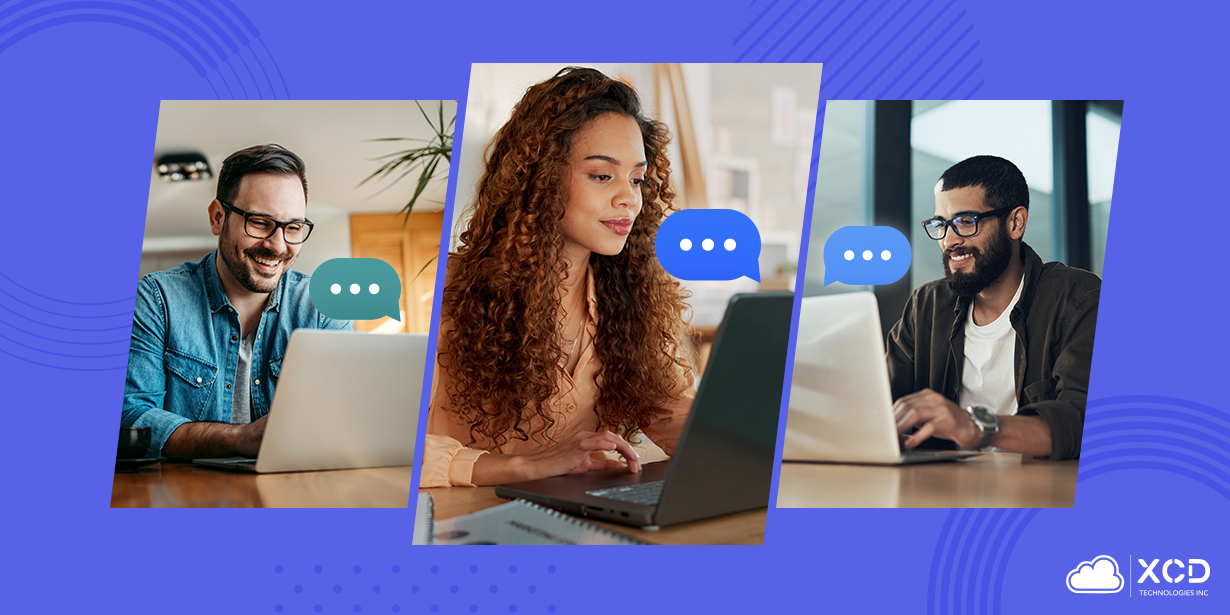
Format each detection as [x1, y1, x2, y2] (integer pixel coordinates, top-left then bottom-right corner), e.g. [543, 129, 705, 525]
[972, 406, 995, 424]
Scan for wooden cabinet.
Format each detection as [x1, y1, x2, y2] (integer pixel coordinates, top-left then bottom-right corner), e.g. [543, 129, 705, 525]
[348, 212, 444, 334]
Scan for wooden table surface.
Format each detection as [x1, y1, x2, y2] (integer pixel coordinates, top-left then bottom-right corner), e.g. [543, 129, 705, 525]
[776, 452, 1078, 508]
[111, 462, 415, 508]
[422, 487, 767, 545]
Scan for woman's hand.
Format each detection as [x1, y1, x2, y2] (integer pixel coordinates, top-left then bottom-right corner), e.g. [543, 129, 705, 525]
[523, 430, 642, 478]
[469, 430, 641, 485]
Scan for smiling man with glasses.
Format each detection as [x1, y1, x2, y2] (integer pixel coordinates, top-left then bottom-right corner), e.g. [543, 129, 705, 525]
[122, 144, 350, 460]
[887, 155, 1100, 461]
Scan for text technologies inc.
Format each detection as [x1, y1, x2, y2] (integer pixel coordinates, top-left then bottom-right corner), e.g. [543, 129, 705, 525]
[1135, 558, 1211, 597]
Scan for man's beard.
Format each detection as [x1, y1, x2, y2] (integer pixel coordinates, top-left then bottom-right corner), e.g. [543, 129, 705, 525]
[943, 224, 1012, 298]
[219, 217, 294, 294]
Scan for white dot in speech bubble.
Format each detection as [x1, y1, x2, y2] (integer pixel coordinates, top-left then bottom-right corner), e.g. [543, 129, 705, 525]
[369, 284, 380, 294]
[862, 250, 872, 261]
[702, 238, 714, 251]
[330, 283, 341, 295]
[844, 250, 854, 261]
[349, 283, 360, 294]
[680, 238, 692, 251]
[881, 250, 891, 260]
[724, 238, 736, 251]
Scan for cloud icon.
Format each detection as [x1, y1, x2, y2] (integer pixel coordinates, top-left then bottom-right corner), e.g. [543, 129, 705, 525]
[1066, 555, 1124, 593]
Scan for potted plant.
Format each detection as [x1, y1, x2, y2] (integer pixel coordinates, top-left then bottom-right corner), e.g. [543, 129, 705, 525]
[359, 101, 454, 217]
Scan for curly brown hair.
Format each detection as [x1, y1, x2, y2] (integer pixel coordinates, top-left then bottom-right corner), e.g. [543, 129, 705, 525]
[440, 66, 694, 448]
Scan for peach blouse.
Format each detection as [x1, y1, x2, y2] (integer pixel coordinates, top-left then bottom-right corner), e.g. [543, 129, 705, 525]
[420, 271, 694, 487]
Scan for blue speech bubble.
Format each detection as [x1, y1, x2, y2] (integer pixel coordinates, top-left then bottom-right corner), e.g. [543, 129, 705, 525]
[655, 209, 761, 282]
[823, 226, 912, 286]
[309, 258, 402, 321]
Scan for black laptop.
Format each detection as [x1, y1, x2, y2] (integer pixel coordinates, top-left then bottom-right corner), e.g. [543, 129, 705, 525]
[495, 291, 793, 528]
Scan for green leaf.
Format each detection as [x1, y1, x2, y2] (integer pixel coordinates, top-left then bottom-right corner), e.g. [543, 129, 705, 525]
[357, 101, 455, 223]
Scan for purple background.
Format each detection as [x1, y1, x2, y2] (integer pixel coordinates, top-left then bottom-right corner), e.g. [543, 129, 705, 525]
[1, 1, 1226, 613]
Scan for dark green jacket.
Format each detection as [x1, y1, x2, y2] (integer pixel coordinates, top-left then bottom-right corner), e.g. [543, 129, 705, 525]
[885, 243, 1100, 460]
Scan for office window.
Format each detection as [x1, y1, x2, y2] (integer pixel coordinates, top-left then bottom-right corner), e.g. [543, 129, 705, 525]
[802, 100, 870, 296]
[1088, 104, 1121, 278]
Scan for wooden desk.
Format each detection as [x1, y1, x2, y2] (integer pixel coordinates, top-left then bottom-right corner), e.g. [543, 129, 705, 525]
[111, 462, 414, 508]
[422, 487, 767, 545]
[776, 452, 1077, 508]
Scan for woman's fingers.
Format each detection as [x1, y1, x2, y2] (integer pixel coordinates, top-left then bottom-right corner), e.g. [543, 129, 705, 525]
[596, 458, 627, 471]
[600, 431, 641, 473]
[578, 431, 641, 473]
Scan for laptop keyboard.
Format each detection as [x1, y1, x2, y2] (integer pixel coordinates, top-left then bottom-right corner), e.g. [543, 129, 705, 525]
[586, 480, 665, 505]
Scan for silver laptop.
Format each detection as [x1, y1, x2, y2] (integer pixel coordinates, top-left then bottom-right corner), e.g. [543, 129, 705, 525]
[783, 292, 977, 464]
[195, 329, 426, 473]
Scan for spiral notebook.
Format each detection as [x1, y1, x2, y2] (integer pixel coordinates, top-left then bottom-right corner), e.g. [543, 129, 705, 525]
[428, 498, 646, 546]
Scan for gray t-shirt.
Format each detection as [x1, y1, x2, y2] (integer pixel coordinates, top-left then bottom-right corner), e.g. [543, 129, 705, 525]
[231, 331, 255, 424]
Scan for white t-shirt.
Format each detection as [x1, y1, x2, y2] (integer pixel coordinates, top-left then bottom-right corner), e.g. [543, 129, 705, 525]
[231, 330, 255, 425]
[958, 276, 1024, 416]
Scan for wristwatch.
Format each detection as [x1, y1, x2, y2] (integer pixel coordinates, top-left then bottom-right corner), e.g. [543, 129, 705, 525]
[966, 405, 999, 450]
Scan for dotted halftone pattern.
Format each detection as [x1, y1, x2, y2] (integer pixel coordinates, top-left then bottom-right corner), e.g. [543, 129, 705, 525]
[269, 564, 562, 614]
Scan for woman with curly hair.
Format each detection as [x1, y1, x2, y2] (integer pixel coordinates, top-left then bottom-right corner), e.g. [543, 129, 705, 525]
[421, 67, 695, 487]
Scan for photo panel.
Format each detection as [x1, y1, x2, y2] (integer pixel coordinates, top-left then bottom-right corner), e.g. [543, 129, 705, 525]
[416, 63, 823, 544]
[112, 100, 454, 508]
[778, 100, 1121, 508]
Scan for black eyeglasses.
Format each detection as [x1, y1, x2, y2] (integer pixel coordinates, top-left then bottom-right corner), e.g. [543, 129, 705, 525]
[219, 199, 314, 244]
[921, 206, 1015, 240]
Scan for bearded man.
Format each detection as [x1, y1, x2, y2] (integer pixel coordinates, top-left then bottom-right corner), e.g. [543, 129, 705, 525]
[888, 155, 1100, 460]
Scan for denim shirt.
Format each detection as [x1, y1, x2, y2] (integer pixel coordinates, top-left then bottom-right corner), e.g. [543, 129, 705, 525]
[122, 251, 350, 456]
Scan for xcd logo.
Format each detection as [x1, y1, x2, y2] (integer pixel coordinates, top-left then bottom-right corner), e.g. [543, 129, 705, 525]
[1137, 559, 1211, 584]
